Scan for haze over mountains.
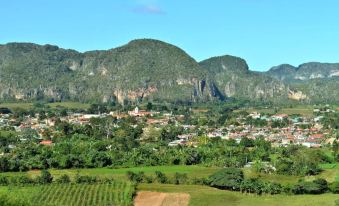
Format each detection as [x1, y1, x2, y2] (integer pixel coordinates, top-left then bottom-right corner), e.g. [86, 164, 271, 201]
[0, 39, 338, 104]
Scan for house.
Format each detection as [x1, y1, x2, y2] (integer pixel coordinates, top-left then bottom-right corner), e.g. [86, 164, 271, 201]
[271, 114, 288, 121]
[40, 140, 53, 146]
[128, 107, 153, 117]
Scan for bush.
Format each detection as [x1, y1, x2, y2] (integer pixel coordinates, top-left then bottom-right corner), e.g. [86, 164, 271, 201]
[126, 171, 147, 183]
[0, 176, 9, 186]
[56, 174, 71, 184]
[191, 177, 209, 185]
[101, 177, 116, 184]
[155, 171, 168, 184]
[172, 173, 188, 185]
[10, 175, 35, 185]
[37, 170, 53, 184]
[75, 174, 97, 184]
[292, 179, 328, 194]
[209, 168, 244, 191]
[329, 181, 339, 194]
[313, 178, 328, 193]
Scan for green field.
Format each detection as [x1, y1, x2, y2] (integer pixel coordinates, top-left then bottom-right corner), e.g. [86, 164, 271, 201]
[0, 130, 17, 137]
[47, 102, 90, 110]
[0, 182, 135, 206]
[2, 164, 337, 185]
[1, 165, 338, 205]
[138, 184, 339, 206]
[238, 105, 315, 117]
[22, 165, 221, 180]
[0, 102, 90, 110]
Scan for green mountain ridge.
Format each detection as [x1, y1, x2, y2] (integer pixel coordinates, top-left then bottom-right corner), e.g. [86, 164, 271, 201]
[0, 39, 338, 104]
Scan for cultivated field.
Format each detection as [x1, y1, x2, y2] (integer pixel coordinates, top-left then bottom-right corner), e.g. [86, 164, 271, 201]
[135, 191, 190, 206]
[0, 181, 135, 206]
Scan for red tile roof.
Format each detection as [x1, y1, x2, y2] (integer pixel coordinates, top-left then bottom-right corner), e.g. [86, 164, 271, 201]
[40, 140, 53, 145]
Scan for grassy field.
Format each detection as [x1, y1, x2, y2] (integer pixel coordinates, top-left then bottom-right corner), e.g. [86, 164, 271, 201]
[47, 102, 90, 110]
[243, 168, 302, 185]
[21, 165, 221, 180]
[1, 165, 338, 206]
[238, 105, 315, 117]
[0, 130, 17, 137]
[2, 164, 337, 186]
[0, 102, 90, 110]
[138, 184, 339, 206]
[0, 181, 135, 206]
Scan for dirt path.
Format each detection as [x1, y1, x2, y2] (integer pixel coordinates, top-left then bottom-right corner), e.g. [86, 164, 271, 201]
[134, 191, 190, 206]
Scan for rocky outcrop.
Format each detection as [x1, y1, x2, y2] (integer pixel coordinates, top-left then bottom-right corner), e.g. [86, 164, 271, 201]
[288, 90, 307, 101]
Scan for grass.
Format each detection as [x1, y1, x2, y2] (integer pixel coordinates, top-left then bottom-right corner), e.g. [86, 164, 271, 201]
[22, 165, 221, 180]
[138, 184, 339, 206]
[305, 164, 339, 183]
[3, 164, 337, 184]
[238, 105, 315, 117]
[244, 164, 339, 184]
[0, 102, 90, 110]
[0, 130, 18, 137]
[47, 102, 90, 110]
[243, 168, 302, 185]
[0, 181, 135, 206]
[0, 102, 33, 110]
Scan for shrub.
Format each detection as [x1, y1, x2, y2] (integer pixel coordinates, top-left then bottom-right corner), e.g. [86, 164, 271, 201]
[292, 179, 328, 194]
[126, 171, 146, 183]
[329, 181, 339, 194]
[313, 178, 328, 193]
[191, 177, 209, 185]
[0, 176, 9, 186]
[172, 173, 188, 185]
[208, 168, 244, 191]
[75, 174, 97, 184]
[37, 170, 53, 184]
[56, 174, 71, 184]
[10, 175, 35, 185]
[155, 171, 168, 184]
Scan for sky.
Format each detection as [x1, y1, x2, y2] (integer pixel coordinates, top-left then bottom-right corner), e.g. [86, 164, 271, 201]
[1, 0, 339, 71]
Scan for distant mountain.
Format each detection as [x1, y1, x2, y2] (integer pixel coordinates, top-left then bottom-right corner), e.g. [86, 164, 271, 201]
[0, 39, 338, 104]
[199, 55, 287, 102]
[266, 62, 339, 82]
[264, 62, 339, 103]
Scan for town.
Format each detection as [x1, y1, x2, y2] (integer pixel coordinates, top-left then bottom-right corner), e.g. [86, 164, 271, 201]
[0, 103, 337, 151]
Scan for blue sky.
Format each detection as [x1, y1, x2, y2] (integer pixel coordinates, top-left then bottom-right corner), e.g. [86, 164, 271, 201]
[1, 0, 338, 71]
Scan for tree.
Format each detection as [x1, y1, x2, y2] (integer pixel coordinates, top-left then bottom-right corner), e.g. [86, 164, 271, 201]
[293, 179, 328, 194]
[240, 137, 254, 147]
[208, 168, 244, 191]
[146, 102, 153, 111]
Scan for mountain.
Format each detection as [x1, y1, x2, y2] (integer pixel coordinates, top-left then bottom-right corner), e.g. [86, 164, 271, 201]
[199, 55, 287, 102]
[266, 63, 339, 82]
[265, 62, 339, 103]
[0, 39, 338, 104]
[0, 39, 217, 104]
